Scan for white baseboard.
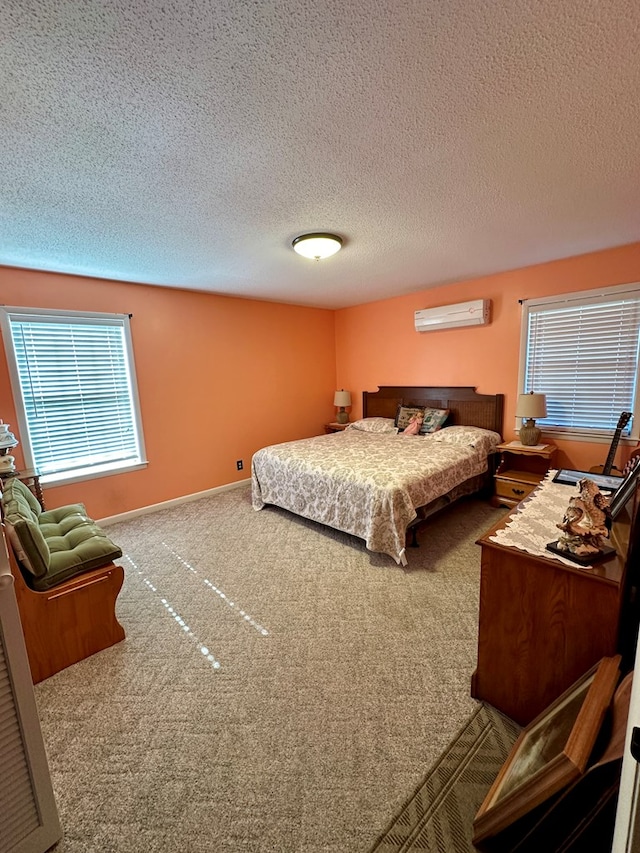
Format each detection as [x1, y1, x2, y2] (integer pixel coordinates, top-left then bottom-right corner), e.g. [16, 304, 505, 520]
[97, 478, 251, 527]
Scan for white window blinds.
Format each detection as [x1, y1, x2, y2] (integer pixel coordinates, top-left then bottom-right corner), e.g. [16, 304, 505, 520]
[1, 309, 145, 480]
[521, 284, 640, 437]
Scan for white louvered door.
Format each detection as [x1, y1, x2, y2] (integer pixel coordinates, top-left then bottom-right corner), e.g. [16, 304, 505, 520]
[613, 628, 640, 852]
[0, 534, 61, 853]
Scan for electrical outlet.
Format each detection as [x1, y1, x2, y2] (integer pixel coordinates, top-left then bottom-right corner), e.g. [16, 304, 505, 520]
[236, 459, 243, 471]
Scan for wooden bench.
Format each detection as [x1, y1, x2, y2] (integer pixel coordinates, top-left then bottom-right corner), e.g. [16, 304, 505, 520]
[4, 527, 125, 683]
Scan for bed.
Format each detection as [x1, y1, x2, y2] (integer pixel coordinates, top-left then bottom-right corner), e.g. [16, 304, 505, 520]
[251, 386, 504, 565]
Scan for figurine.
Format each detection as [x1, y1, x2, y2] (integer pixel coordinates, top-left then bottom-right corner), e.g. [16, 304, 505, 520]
[403, 411, 424, 436]
[555, 477, 611, 557]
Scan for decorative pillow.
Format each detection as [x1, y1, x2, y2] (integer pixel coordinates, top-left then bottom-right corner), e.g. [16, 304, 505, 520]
[394, 405, 426, 431]
[419, 407, 450, 434]
[430, 425, 502, 451]
[4, 519, 36, 575]
[347, 417, 398, 434]
[1, 476, 41, 520]
[3, 514, 50, 577]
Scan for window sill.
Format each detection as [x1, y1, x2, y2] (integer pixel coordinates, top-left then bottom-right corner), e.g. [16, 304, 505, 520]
[536, 431, 638, 445]
[40, 460, 148, 488]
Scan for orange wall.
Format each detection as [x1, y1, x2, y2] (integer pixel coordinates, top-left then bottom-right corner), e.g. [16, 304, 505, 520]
[335, 242, 640, 472]
[3, 241, 639, 519]
[0, 267, 336, 518]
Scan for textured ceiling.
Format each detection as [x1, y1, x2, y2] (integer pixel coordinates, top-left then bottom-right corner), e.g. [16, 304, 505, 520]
[2, 1, 640, 309]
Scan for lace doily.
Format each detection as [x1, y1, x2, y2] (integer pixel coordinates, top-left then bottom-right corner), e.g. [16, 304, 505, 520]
[489, 471, 609, 567]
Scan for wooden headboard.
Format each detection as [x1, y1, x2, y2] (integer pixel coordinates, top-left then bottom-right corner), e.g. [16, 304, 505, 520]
[362, 386, 504, 436]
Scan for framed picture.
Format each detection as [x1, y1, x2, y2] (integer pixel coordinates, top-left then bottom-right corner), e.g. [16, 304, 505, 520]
[552, 469, 622, 492]
[472, 656, 621, 846]
[609, 459, 640, 520]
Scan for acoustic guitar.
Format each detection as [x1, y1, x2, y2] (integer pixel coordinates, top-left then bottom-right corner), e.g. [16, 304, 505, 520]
[589, 411, 633, 476]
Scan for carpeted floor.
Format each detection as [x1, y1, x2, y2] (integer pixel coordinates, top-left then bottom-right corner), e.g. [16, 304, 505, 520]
[33, 484, 506, 852]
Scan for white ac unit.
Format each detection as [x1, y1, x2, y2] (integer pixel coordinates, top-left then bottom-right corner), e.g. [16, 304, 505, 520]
[415, 299, 490, 332]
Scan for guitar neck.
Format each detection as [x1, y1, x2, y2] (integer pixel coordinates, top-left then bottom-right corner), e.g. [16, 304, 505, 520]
[602, 439, 619, 476]
[602, 413, 632, 475]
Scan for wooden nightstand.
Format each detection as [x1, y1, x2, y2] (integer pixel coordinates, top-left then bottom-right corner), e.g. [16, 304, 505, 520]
[492, 441, 557, 508]
[324, 422, 349, 433]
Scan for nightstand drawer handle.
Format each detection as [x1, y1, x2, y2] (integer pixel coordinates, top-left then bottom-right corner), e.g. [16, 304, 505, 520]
[512, 488, 526, 496]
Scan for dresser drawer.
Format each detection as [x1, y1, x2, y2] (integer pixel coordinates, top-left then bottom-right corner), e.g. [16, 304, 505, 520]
[494, 477, 537, 502]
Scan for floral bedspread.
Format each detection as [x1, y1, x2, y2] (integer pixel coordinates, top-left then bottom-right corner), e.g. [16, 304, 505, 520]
[251, 430, 494, 565]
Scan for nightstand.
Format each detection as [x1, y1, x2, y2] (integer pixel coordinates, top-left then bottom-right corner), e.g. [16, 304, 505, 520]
[324, 422, 349, 433]
[492, 441, 557, 508]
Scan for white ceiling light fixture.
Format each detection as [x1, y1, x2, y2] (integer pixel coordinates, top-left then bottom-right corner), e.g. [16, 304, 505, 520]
[292, 233, 343, 260]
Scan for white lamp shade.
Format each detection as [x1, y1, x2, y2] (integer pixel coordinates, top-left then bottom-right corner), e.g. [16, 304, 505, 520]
[292, 233, 342, 260]
[0, 421, 19, 449]
[516, 393, 547, 419]
[334, 390, 352, 408]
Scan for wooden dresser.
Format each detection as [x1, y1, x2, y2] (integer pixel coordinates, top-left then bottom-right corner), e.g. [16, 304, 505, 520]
[472, 496, 631, 726]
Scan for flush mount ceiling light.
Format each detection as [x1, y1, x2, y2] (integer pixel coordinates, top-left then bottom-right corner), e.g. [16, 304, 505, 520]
[292, 233, 343, 260]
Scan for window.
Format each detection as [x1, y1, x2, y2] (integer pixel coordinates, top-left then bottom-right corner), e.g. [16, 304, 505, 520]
[518, 283, 640, 441]
[1, 307, 146, 484]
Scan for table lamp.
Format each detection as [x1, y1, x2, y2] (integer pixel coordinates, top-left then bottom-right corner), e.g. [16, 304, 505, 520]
[0, 420, 19, 472]
[334, 390, 352, 424]
[516, 392, 547, 446]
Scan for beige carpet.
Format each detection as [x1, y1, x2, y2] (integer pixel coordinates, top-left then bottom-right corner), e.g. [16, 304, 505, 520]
[34, 485, 505, 852]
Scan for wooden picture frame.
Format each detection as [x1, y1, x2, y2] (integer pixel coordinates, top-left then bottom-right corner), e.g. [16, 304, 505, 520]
[472, 655, 621, 846]
[609, 460, 640, 520]
[552, 468, 623, 492]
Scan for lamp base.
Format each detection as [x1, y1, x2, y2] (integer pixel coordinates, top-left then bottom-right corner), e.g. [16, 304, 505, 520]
[519, 418, 541, 446]
[336, 408, 349, 424]
[0, 455, 16, 472]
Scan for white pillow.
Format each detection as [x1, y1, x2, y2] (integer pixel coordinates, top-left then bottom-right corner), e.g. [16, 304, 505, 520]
[430, 425, 502, 451]
[347, 417, 398, 434]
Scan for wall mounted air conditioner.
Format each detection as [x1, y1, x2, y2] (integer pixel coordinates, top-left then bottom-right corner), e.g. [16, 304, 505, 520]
[415, 299, 490, 332]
